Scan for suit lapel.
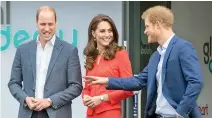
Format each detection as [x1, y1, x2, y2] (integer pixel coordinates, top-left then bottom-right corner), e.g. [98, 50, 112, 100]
[152, 52, 160, 76]
[46, 37, 63, 82]
[149, 52, 160, 83]
[29, 40, 37, 89]
[146, 51, 160, 108]
[162, 36, 177, 84]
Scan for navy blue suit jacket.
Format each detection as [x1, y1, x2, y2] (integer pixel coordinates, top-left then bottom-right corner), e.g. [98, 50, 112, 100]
[106, 36, 203, 118]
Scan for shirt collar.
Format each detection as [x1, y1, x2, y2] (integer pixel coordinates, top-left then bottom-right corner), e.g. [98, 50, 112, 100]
[36, 34, 56, 46]
[157, 34, 175, 54]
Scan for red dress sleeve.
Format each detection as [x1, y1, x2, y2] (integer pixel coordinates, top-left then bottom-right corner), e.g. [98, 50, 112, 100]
[107, 50, 134, 105]
[82, 69, 91, 98]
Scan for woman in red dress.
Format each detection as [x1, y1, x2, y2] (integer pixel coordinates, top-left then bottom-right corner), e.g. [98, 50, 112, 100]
[82, 14, 133, 118]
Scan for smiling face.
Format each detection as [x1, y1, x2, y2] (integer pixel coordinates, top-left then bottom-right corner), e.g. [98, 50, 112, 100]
[36, 10, 56, 42]
[141, 6, 174, 44]
[92, 21, 114, 50]
[144, 18, 160, 43]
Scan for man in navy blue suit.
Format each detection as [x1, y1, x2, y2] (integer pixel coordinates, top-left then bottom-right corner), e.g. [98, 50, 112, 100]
[84, 6, 203, 118]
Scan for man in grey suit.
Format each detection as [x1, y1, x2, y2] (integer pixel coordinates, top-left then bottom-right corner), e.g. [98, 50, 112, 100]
[8, 6, 82, 118]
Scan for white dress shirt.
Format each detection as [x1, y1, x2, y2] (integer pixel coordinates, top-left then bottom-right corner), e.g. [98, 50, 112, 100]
[35, 35, 55, 99]
[155, 34, 178, 117]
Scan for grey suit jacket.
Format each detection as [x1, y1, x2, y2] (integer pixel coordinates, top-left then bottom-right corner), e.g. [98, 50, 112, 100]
[8, 37, 83, 118]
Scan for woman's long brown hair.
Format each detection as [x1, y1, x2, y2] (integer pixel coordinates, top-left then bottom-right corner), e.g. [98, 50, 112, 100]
[83, 14, 123, 70]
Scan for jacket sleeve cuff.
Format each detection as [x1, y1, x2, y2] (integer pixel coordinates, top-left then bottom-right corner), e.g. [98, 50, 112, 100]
[20, 94, 28, 107]
[176, 106, 193, 118]
[49, 96, 63, 109]
[105, 78, 114, 89]
[176, 112, 184, 118]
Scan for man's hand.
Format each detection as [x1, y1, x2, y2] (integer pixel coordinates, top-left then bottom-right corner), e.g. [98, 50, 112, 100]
[84, 96, 102, 108]
[33, 98, 52, 111]
[83, 76, 109, 85]
[25, 97, 37, 110]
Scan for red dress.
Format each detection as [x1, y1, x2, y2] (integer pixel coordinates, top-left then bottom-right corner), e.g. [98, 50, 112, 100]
[82, 50, 133, 118]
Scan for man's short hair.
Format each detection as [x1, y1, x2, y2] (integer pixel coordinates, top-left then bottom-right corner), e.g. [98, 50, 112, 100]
[36, 6, 57, 22]
[141, 6, 174, 28]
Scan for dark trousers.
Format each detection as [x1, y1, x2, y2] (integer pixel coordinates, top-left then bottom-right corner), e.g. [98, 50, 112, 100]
[31, 110, 49, 118]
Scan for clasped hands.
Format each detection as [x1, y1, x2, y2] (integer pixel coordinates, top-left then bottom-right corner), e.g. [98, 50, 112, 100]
[25, 97, 52, 111]
[83, 95, 102, 108]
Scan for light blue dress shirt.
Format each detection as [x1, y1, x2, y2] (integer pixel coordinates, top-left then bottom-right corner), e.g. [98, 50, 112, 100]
[155, 34, 179, 117]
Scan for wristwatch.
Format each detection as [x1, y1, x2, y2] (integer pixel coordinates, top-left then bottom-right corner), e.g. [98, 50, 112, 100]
[100, 96, 104, 101]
